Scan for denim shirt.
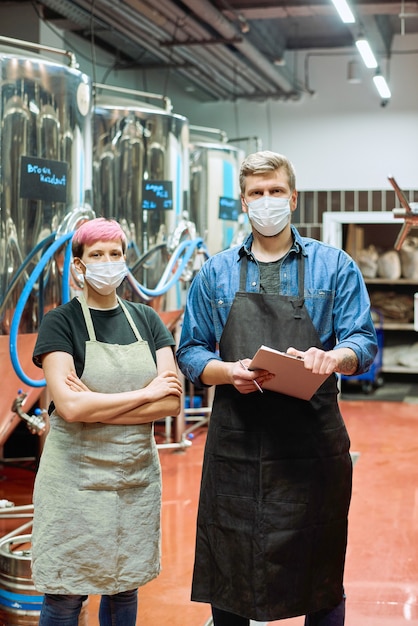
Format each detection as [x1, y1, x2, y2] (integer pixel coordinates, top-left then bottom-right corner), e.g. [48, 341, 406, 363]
[177, 226, 378, 387]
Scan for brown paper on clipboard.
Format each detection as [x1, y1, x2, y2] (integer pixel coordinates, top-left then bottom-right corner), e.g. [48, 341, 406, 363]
[249, 345, 330, 400]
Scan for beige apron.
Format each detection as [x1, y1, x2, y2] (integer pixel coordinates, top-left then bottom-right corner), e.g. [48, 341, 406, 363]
[32, 295, 162, 595]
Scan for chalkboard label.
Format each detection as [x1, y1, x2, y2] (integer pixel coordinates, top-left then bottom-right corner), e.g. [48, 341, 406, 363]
[142, 180, 173, 210]
[219, 196, 240, 221]
[20, 156, 68, 203]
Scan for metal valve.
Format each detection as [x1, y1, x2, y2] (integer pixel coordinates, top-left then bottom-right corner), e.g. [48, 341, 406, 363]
[11, 391, 47, 435]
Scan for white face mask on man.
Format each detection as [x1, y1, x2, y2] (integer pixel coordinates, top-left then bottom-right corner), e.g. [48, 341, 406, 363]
[246, 196, 291, 237]
[82, 260, 128, 296]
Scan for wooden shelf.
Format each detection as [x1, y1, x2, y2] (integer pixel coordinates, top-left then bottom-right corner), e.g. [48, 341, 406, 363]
[366, 278, 418, 286]
[322, 211, 418, 382]
[381, 323, 416, 331]
[382, 365, 418, 374]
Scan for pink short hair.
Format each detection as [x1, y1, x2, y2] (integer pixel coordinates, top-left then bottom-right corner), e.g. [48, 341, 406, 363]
[72, 218, 127, 257]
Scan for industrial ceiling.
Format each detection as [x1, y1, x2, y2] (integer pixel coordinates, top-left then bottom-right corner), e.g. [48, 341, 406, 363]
[24, 0, 418, 101]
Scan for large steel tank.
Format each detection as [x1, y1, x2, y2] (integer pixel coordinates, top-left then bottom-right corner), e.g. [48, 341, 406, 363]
[0, 38, 93, 334]
[189, 127, 245, 255]
[93, 85, 189, 291]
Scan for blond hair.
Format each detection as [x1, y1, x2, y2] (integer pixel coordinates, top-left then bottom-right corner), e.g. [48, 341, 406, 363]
[239, 150, 296, 194]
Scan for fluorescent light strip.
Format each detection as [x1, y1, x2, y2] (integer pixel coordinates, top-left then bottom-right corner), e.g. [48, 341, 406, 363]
[331, 0, 355, 24]
[356, 39, 378, 69]
[373, 75, 391, 99]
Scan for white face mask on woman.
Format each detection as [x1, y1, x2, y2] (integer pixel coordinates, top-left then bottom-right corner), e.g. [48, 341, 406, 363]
[246, 196, 291, 237]
[83, 261, 128, 296]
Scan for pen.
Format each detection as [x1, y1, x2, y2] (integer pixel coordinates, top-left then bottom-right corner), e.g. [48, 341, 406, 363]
[239, 359, 264, 394]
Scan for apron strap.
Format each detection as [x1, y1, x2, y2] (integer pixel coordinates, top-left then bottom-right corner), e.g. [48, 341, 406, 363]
[289, 254, 305, 318]
[78, 294, 97, 341]
[117, 298, 144, 341]
[239, 254, 248, 292]
[77, 294, 144, 342]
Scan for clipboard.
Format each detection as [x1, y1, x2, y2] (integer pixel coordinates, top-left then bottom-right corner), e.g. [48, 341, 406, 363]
[249, 345, 330, 400]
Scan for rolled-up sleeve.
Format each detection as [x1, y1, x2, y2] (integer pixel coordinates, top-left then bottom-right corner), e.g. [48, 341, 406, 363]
[177, 263, 222, 387]
[330, 253, 378, 374]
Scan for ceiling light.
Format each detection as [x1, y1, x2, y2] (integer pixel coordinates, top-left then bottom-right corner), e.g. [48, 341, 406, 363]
[355, 38, 378, 69]
[373, 73, 391, 99]
[330, 0, 355, 23]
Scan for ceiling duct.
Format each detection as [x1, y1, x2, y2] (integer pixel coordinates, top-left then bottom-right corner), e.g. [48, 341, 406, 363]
[39, 0, 301, 101]
[175, 0, 300, 99]
[34, 0, 412, 102]
[145, 0, 298, 99]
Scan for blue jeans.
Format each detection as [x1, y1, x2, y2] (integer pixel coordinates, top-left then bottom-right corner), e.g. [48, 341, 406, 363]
[211, 596, 345, 625]
[39, 589, 138, 626]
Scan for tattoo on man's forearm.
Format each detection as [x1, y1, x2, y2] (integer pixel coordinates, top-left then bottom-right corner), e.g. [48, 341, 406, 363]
[339, 354, 358, 375]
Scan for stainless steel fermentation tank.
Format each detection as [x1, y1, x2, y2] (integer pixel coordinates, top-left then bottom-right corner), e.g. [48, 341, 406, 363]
[93, 86, 189, 291]
[189, 127, 245, 255]
[0, 37, 93, 334]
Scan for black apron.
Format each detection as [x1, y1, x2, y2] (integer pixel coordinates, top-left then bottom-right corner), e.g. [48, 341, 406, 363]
[191, 254, 352, 622]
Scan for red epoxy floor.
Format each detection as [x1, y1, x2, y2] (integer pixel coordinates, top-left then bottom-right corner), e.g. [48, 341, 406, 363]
[0, 399, 417, 625]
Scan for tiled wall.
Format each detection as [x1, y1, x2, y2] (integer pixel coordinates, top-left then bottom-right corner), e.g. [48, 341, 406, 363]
[294, 189, 418, 240]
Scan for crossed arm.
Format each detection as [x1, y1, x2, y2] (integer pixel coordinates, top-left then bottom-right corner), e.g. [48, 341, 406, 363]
[41, 346, 182, 424]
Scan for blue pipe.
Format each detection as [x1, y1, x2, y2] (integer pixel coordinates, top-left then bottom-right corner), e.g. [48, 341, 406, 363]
[9, 232, 74, 388]
[154, 239, 193, 289]
[0, 232, 56, 309]
[62, 234, 74, 305]
[128, 238, 207, 297]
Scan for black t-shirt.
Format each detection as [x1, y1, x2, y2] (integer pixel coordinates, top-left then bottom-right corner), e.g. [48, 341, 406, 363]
[33, 297, 176, 378]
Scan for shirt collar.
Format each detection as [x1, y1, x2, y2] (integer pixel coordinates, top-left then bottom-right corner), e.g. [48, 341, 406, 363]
[238, 225, 306, 261]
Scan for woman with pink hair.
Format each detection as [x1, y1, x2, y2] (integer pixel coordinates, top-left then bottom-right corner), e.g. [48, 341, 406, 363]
[32, 217, 182, 625]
